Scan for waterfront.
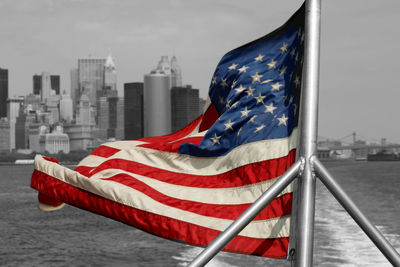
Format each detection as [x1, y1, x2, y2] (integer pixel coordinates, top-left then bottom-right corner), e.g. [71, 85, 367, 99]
[0, 161, 399, 266]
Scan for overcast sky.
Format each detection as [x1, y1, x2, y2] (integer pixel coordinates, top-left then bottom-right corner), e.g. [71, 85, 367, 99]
[1, 0, 399, 143]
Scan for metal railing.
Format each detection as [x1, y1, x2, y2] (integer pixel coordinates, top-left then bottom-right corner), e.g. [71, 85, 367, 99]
[189, 0, 400, 266]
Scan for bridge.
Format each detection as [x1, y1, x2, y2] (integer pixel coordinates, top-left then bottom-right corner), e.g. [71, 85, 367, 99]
[317, 132, 400, 159]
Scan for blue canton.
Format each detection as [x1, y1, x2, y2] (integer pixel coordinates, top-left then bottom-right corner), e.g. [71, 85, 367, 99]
[180, 5, 305, 157]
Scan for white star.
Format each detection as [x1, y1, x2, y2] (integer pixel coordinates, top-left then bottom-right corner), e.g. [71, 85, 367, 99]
[261, 79, 273, 84]
[254, 54, 264, 62]
[240, 106, 251, 118]
[237, 127, 242, 137]
[254, 124, 266, 133]
[225, 99, 231, 109]
[238, 65, 249, 73]
[264, 102, 277, 114]
[220, 78, 228, 88]
[294, 75, 300, 87]
[219, 96, 224, 105]
[246, 87, 255, 97]
[293, 104, 298, 115]
[277, 114, 288, 126]
[289, 95, 294, 104]
[230, 101, 239, 108]
[249, 115, 258, 123]
[210, 133, 221, 145]
[224, 120, 234, 131]
[271, 82, 283, 91]
[234, 84, 246, 94]
[280, 42, 288, 54]
[290, 48, 296, 57]
[279, 66, 287, 76]
[211, 76, 217, 85]
[228, 63, 238, 71]
[254, 92, 266, 104]
[231, 80, 237, 89]
[267, 59, 277, 69]
[251, 72, 263, 83]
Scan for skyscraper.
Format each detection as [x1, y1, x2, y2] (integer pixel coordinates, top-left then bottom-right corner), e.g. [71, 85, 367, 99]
[170, 56, 182, 87]
[78, 58, 106, 109]
[7, 97, 24, 150]
[171, 85, 200, 132]
[0, 68, 8, 118]
[59, 91, 73, 123]
[124, 82, 144, 139]
[144, 68, 171, 137]
[70, 68, 79, 111]
[104, 53, 117, 92]
[33, 73, 60, 97]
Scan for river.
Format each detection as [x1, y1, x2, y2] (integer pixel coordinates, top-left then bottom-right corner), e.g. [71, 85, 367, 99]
[0, 161, 399, 266]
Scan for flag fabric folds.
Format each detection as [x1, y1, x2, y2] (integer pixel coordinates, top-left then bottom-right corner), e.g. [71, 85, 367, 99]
[31, 4, 304, 259]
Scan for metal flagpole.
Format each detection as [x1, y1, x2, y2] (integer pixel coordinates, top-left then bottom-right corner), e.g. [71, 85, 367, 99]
[188, 159, 303, 267]
[294, 0, 321, 266]
[312, 157, 400, 267]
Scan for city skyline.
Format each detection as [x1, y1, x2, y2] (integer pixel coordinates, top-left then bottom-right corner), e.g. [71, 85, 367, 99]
[1, 0, 400, 143]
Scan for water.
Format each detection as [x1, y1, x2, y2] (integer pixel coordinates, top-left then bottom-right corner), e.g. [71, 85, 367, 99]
[0, 161, 399, 266]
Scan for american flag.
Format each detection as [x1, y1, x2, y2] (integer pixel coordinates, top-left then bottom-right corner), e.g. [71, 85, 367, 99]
[31, 4, 304, 259]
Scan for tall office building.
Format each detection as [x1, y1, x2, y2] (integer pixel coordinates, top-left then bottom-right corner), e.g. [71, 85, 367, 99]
[144, 68, 171, 137]
[124, 82, 144, 139]
[33, 73, 60, 97]
[170, 56, 182, 87]
[7, 97, 24, 150]
[0, 118, 10, 152]
[97, 93, 124, 140]
[78, 58, 106, 109]
[0, 68, 8, 118]
[59, 91, 73, 123]
[171, 85, 200, 132]
[104, 53, 117, 92]
[70, 68, 79, 111]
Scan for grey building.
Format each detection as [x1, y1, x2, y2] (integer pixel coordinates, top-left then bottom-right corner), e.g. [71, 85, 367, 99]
[0, 68, 8, 118]
[144, 71, 171, 137]
[171, 85, 200, 132]
[124, 82, 144, 140]
[33, 73, 60, 96]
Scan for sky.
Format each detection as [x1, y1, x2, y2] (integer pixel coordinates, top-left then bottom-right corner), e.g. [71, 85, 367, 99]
[0, 0, 399, 143]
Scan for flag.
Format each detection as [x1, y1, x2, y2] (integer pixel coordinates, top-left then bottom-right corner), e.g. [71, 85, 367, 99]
[31, 4, 305, 259]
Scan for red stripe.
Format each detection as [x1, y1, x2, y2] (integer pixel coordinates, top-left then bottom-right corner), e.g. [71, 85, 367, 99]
[91, 145, 121, 158]
[102, 173, 292, 220]
[138, 136, 203, 153]
[199, 103, 219, 132]
[138, 115, 202, 144]
[82, 149, 296, 188]
[31, 170, 289, 258]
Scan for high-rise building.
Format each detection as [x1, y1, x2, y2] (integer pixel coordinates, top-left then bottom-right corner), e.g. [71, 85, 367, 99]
[59, 91, 73, 123]
[104, 53, 117, 92]
[7, 97, 24, 150]
[0, 68, 8, 118]
[124, 82, 144, 140]
[0, 118, 10, 152]
[170, 56, 182, 87]
[78, 58, 106, 109]
[33, 73, 60, 97]
[15, 107, 27, 149]
[70, 68, 79, 111]
[38, 125, 70, 154]
[144, 69, 171, 137]
[76, 94, 95, 126]
[171, 85, 200, 132]
[96, 92, 124, 140]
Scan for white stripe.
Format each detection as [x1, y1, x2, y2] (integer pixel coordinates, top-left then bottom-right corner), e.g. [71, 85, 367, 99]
[78, 128, 297, 176]
[34, 155, 290, 239]
[91, 169, 292, 205]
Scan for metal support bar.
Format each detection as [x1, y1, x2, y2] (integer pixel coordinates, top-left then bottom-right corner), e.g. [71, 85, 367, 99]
[312, 157, 400, 267]
[188, 159, 303, 267]
[294, 0, 321, 266]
